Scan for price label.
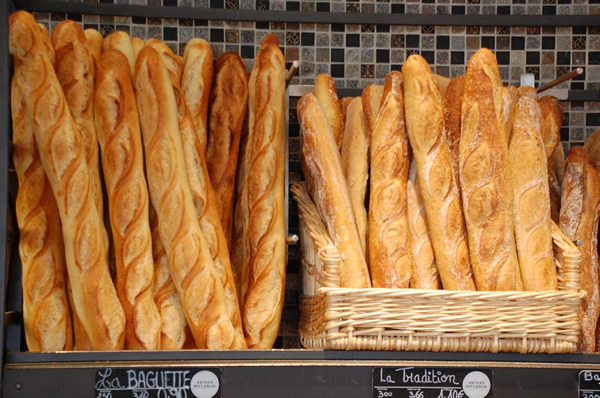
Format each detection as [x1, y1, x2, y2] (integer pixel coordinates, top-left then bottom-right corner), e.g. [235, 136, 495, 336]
[579, 370, 600, 398]
[94, 367, 221, 398]
[373, 367, 493, 398]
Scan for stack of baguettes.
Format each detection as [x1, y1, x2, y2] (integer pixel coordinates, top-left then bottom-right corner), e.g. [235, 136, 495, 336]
[9, 10, 287, 351]
[298, 48, 598, 351]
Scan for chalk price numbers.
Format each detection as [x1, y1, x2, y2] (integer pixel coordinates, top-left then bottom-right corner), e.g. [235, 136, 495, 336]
[373, 367, 492, 398]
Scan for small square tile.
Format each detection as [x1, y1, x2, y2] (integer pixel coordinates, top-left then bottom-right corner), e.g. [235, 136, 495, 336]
[361, 64, 375, 78]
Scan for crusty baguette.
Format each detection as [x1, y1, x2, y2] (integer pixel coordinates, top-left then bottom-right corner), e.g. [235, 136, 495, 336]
[94, 50, 161, 350]
[238, 34, 287, 348]
[149, 205, 188, 350]
[9, 10, 125, 350]
[36, 23, 55, 66]
[11, 74, 73, 352]
[443, 75, 465, 188]
[155, 43, 246, 349]
[368, 71, 411, 288]
[508, 86, 557, 291]
[407, 159, 440, 289]
[434, 74, 451, 97]
[585, 128, 600, 173]
[559, 146, 600, 352]
[502, 85, 518, 144]
[549, 142, 566, 223]
[314, 74, 344, 150]
[458, 48, 520, 291]
[361, 84, 384, 135]
[299, 92, 371, 288]
[134, 45, 231, 349]
[145, 38, 183, 80]
[552, 142, 566, 183]
[539, 95, 563, 159]
[181, 38, 213, 157]
[341, 96, 354, 118]
[131, 36, 144, 60]
[84, 28, 103, 66]
[340, 97, 368, 254]
[103, 31, 135, 78]
[403, 55, 475, 291]
[206, 53, 249, 245]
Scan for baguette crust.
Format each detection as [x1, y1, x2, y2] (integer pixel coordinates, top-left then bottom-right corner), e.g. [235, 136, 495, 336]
[299, 93, 371, 288]
[407, 159, 440, 289]
[206, 53, 249, 245]
[585, 128, 600, 173]
[131, 37, 144, 61]
[509, 87, 557, 291]
[443, 75, 465, 189]
[502, 85, 518, 144]
[459, 48, 519, 291]
[84, 28, 102, 66]
[240, 35, 288, 348]
[9, 10, 125, 350]
[155, 43, 246, 349]
[181, 38, 213, 157]
[434, 74, 451, 96]
[94, 50, 161, 350]
[368, 72, 411, 288]
[361, 84, 384, 135]
[559, 148, 600, 352]
[103, 31, 135, 78]
[403, 55, 475, 291]
[134, 46, 231, 349]
[314, 74, 344, 150]
[539, 95, 563, 159]
[340, 97, 368, 253]
[11, 75, 73, 352]
[341, 97, 354, 118]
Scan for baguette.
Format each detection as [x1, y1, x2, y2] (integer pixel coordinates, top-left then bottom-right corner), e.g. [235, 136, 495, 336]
[145, 38, 183, 79]
[131, 37, 144, 60]
[341, 96, 354, 118]
[508, 86, 557, 291]
[239, 34, 287, 348]
[585, 128, 600, 173]
[403, 54, 475, 291]
[368, 71, 411, 288]
[361, 84, 384, 135]
[549, 142, 566, 223]
[9, 10, 125, 350]
[539, 95, 563, 159]
[84, 28, 103, 66]
[434, 74, 451, 96]
[206, 53, 249, 245]
[407, 159, 440, 289]
[11, 74, 73, 352]
[181, 38, 213, 157]
[155, 43, 246, 349]
[502, 85, 518, 143]
[443, 75, 465, 188]
[314, 74, 344, 150]
[559, 146, 600, 352]
[103, 31, 135, 78]
[340, 97, 368, 253]
[134, 45, 231, 349]
[37, 23, 55, 66]
[94, 50, 161, 350]
[458, 48, 520, 291]
[149, 206, 188, 350]
[299, 92, 371, 288]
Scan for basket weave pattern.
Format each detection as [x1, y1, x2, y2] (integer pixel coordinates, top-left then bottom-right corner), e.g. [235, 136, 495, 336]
[292, 182, 586, 354]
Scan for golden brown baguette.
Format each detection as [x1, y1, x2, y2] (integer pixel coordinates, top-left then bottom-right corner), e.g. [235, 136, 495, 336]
[134, 45, 232, 349]
[9, 10, 125, 350]
[539, 95, 563, 159]
[443, 75, 465, 188]
[368, 71, 411, 288]
[206, 53, 249, 245]
[361, 84, 384, 135]
[299, 92, 371, 288]
[84, 28, 103, 66]
[340, 96, 354, 118]
[149, 206, 188, 350]
[181, 38, 213, 157]
[559, 146, 600, 352]
[407, 159, 440, 289]
[11, 74, 73, 352]
[131, 37, 144, 60]
[552, 142, 566, 182]
[314, 74, 344, 150]
[103, 31, 135, 78]
[36, 23, 55, 66]
[239, 34, 287, 348]
[434, 74, 451, 96]
[403, 54, 475, 291]
[156, 43, 246, 349]
[340, 97, 368, 254]
[585, 128, 600, 173]
[459, 48, 520, 291]
[508, 86, 557, 291]
[145, 38, 183, 79]
[549, 142, 566, 223]
[502, 85, 518, 144]
[94, 50, 161, 350]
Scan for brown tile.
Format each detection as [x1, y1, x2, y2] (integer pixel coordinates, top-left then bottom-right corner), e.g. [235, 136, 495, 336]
[527, 26, 540, 35]
[467, 26, 480, 35]
[542, 51, 555, 65]
[573, 36, 586, 50]
[225, 29, 239, 43]
[361, 64, 375, 78]
[391, 34, 405, 48]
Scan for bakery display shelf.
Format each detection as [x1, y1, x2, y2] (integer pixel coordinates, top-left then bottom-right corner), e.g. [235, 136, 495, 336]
[18, 0, 600, 27]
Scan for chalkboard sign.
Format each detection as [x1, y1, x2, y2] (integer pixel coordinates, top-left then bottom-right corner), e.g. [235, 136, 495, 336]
[94, 367, 221, 398]
[579, 370, 600, 398]
[373, 367, 493, 398]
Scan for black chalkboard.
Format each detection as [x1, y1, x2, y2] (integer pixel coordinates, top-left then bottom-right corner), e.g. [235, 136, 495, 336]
[579, 370, 600, 398]
[94, 367, 221, 398]
[373, 367, 493, 398]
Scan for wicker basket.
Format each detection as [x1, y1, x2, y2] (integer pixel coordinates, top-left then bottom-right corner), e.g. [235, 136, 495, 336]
[291, 182, 586, 354]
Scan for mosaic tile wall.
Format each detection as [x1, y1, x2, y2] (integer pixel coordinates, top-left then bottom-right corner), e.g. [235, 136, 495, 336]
[29, 0, 600, 349]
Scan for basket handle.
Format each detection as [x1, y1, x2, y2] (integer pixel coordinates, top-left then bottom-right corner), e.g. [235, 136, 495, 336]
[551, 221, 583, 292]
